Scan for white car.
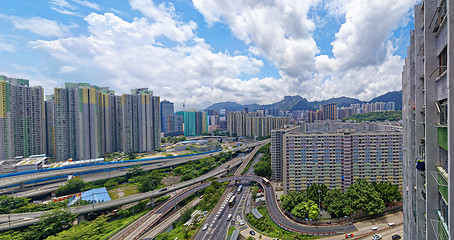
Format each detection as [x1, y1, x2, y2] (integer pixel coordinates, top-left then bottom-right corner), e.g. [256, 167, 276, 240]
[372, 234, 382, 240]
[202, 224, 208, 231]
[239, 220, 245, 226]
[388, 222, 395, 226]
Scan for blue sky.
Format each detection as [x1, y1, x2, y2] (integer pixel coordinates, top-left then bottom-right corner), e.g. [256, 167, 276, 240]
[0, 0, 418, 110]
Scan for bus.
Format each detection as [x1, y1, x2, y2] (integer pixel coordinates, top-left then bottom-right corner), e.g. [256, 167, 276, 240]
[237, 185, 243, 194]
[262, 178, 271, 187]
[228, 195, 236, 207]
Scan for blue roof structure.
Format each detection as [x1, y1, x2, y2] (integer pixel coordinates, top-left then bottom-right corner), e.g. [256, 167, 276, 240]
[81, 187, 111, 204]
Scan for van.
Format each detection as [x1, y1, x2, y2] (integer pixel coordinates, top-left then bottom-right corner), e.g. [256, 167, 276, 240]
[371, 227, 378, 231]
[227, 214, 232, 221]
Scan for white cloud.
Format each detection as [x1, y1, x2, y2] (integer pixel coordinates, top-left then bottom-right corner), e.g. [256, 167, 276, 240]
[193, 0, 416, 102]
[129, 0, 197, 43]
[0, 14, 72, 37]
[70, 0, 100, 10]
[27, 0, 416, 109]
[0, 41, 15, 52]
[30, 10, 265, 109]
[193, 0, 320, 80]
[58, 65, 78, 74]
[50, 0, 79, 16]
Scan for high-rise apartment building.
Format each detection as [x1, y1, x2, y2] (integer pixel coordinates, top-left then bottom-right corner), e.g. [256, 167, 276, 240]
[176, 110, 208, 136]
[402, 1, 452, 239]
[323, 103, 337, 120]
[271, 125, 301, 182]
[281, 126, 402, 193]
[53, 83, 104, 161]
[160, 100, 174, 133]
[45, 95, 55, 158]
[122, 88, 161, 153]
[227, 112, 291, 137]
[50, 84, 160, 161]
[0, 76, 46, 160]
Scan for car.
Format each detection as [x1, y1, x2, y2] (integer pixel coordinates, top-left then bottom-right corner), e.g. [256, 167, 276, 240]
[345, 233, 354, 238]
[388, 222, 395, 226]
[227, 214, 232, 221]
[202, 224, 208, 231]
[239, 220, 245, 226]
[392, 234, 402, 240]
[250, 230, 256, 235]
[199, 195, 204, 199]
[372, 234, 382, 240]
[371, 227, 378, 231]
[159, 188, 167, 192]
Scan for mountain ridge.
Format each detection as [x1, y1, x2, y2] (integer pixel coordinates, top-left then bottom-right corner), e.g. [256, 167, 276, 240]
[205, 91, 402, 112]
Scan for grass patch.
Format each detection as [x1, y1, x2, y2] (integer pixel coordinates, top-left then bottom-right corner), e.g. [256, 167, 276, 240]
[227, 226, 236, 237]
[246, 207, 318, 240]
[108, 184, 138, 200]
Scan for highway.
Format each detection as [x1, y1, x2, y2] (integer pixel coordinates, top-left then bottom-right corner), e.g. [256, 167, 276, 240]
[0, 157, 245, 232]
[195, 152, 263, 240]
[108, 143, 266, 240]
[0, 176, 358, 236]
[0, 139, 269, 190]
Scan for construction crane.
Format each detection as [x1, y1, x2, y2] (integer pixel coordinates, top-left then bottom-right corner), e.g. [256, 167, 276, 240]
[183, 98, 186, 111]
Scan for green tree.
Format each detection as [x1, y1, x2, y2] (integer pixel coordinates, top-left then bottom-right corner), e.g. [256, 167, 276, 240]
[55, 178, 86, 197]
[132, 170, 163, 192]
[306, 183, 329, 204]
[23, 209, 76, 240]
[324, 188, 353, 218]
[372, 181, 402, 205]
[281, 191, 308, 212]
[308, 204, 319, 220]
[346, 179, 385, 215]
[0, 195, 28, 214]
[291, 200, 314, 219]
[127, 151, 136, 159]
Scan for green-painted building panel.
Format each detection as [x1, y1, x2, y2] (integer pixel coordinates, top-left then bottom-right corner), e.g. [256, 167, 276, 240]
[438, 127, 448, 150]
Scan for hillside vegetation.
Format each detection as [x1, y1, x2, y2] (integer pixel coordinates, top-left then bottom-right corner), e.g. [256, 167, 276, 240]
[343, 111, 401, 122]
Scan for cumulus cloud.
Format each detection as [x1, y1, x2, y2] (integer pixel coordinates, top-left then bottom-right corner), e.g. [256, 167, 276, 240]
[30, 7, 266, 109]
[27, 0, 416, 109]
[193, 0, 319, 80]
[193, 0, 416, 101]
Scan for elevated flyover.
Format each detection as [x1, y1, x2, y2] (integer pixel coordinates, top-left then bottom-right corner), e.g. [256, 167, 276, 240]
[0, 140, 269, 190]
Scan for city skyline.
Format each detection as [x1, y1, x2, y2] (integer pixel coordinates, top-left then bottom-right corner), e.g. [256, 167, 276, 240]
[0, 0, 417, 110]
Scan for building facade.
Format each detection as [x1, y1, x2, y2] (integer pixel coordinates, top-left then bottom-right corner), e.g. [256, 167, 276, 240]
[0, 76, 46, 160]
[227, 112, 291, 137]
[402, 1, 453, 239]
[271, 125, 301, 182]
[282, 129, 403, 193]
[177, 110, 208, 136]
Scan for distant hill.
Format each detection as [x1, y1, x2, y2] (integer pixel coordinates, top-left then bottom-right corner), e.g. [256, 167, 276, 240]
[206, 101, 244, 112]
[205, 91, 402, 112]
[369, 91, 402, 110]
[311, 96, 364, 109]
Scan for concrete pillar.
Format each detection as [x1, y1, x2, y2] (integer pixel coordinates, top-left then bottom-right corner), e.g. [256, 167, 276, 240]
[20, 182, 25, 190]
[77, 214, 86, 223]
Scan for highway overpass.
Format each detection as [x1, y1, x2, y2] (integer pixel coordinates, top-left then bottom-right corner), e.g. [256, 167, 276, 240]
[0, 139, 269, 190]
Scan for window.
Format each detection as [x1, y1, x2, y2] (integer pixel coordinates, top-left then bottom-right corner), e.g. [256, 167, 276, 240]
[439, 47, 447, 75]
[438, 99, 448, 125]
